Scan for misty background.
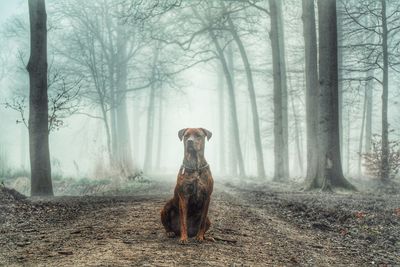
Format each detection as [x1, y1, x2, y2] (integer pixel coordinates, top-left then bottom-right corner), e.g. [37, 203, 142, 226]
[0, 0, 399, 187]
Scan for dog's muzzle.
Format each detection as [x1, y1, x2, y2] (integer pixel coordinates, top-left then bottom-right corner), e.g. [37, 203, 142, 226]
[186, 140, 195, 150]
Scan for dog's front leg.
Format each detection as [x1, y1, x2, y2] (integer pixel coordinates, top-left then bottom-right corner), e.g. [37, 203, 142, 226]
[178, 194, 188, 244]
[196, 197, 210, 242]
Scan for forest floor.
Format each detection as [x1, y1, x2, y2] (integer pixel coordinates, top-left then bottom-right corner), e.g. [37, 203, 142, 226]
[0, 176, 400, 266]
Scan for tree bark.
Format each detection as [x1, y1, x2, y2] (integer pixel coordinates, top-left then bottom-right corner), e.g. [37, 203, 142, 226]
[103, 8, 118, 167]
[132, 97, 141, 168]
[302, 0, 319, 184]
[108, 60, 118, 166]
[143, 48, 159, 174]
[155, 88, 163, 171]
[307, 0, 355, 191]
[358, 92, 367, 175]
[346, 109, 350, 175]
[288, 76, 304, 175]
[208, 29, 246, 177]
[116, 26, 134, 176]
[227, 16, 266, 178]
[381, 0, 389, 182]
[100, 103, 113, 165]
[20, 124, 27, 170]
[27, 0, 53, 196]
[226, 42, 238, 177]
[143, 84, 155, 173]
[364, 15, 375, 154]
[337, 1, 345, 165]
[217, 63, 226, 175]
[276, 0, 289, 180]
[87, 48, 113, 165]
[269, 0, 289, 181]
[365, 78, 373, 153]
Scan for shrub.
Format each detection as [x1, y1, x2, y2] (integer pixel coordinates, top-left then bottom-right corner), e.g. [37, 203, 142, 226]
[362, 134, 400, 181]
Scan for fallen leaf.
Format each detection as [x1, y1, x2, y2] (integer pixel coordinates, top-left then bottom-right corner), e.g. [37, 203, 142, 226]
[355, 211, 366, 219]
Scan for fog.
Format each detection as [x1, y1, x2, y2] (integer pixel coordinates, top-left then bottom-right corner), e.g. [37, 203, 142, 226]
[0, 0, 399, 190]
[2, 1, 400, 264]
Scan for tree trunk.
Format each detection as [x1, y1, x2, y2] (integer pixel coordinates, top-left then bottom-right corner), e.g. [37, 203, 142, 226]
[20, 124, 27, 170]
[288, 75, 304, 175]
[302, 0, 319, 184]
[277, 0, 289, 180]
[346, 109, 350, 175]
[101, 106, 113, 165]
[337, 1, 345, 165]
[208, 29, 246, 177]
[358, 92, 367, 175]
[364, 15, 375, 154]
[27, 0, 53, 196]
[86, 37, 113, 165]
[381, 0, 389, 182]
[143, 49, 159, 174]
[365, 78, 373, 153]
[227, 16, 266, 178]
[143, 84, 156, 174]
[132, 97, 141, 168]
[226, 42, 238, 177]
[109, 61, 118, 166]
[269, 0, 289, 181]
[217, 63, 226, 175]
[307, 0, 355, 191]
[116, 26, 134, 177]
[155, 88, 163, 171]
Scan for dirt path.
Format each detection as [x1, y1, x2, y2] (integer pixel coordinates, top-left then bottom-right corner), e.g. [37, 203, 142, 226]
[1, 179, 399, 266]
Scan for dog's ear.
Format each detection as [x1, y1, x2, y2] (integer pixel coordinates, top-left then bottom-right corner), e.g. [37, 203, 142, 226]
[178, 128, 187, 141]
[200, 128, 212, 141]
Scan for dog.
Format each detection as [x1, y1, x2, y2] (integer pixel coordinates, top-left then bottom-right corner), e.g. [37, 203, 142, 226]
[160, 128, 214, 244]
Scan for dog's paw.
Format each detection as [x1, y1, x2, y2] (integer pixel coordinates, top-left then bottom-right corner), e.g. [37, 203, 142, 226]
[195, 235, 205, 242]
[179, 238, 188, 245]
[166, 232, 176, 238]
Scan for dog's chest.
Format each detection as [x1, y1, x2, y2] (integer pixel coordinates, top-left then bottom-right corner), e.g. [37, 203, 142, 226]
[181, 172, 208, 202]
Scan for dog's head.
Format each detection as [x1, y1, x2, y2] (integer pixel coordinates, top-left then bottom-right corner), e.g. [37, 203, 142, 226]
[178, 128, 212, 154]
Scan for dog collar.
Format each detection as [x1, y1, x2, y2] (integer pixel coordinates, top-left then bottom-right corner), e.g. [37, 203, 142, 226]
[181, 163, 209, 172]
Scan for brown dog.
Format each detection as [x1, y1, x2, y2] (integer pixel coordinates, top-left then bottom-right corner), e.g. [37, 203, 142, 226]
[160, 128, 214, 244]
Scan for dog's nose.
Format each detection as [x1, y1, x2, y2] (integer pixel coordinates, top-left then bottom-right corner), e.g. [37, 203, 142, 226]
[187, 140, 194, 146]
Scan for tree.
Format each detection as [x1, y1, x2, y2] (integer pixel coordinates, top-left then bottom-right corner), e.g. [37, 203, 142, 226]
[306, 0, 355, 191]
[380, 0, 389, 182]
[27, 0, 53, 196]
[188, 5, 246, 177]
[207, 28, 246, 177]
[269, 0, 289, 181]
[155, 85, 164, 171]
[143, 46, 159, 173]
[115, 24, 134, 176]
[216, 62, 227, 175]
[302, 0, 319, 184]
[55, 0, 154, 176]
[225, 42, 238, 177]
[342, 0, 400, 181]
[225, 12, 266, 178]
